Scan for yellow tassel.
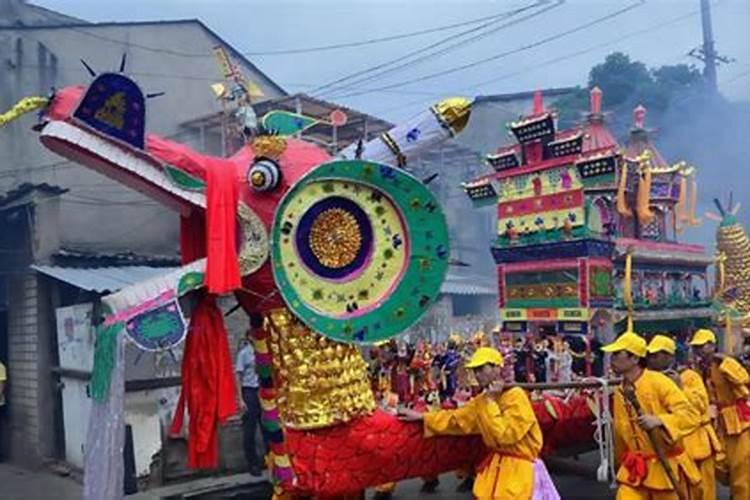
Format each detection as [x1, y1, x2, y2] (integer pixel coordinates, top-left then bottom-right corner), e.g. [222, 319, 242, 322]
[716, 252, 726, 297]
[0, 96, 48, 128]
[616, 160, 633, 217]
[676, 175, 688, 223]
[635, 152, 654, 225]
[624, 251, 634, 311]
[627, 315, 634, 333]
[687, 175, 701, 226]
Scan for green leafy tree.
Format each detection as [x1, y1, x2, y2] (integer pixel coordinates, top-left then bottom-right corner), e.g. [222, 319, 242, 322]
[555, 52, 702, 129]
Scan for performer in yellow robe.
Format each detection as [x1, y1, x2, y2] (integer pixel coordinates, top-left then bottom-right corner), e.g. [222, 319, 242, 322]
[646, 334, 723, 500]
[602, 332, 701, 500]
[399, 347, 557, 499]
[690, 328, 750, 500]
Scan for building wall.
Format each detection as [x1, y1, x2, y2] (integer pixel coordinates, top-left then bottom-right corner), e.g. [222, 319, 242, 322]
[6, 271, 60, 464]
[0, 189, 63, 464]
[0, 21, 285, 256]
[0, 17, 286, 464]
[0, 0, 83, 27]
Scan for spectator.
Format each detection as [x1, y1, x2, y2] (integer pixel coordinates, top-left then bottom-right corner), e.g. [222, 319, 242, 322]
[235, 315, 269, 477]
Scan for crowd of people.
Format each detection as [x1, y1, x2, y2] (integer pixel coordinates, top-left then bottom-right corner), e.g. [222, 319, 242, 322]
[231, 322, 750, 499]
[366, 331, 607, 414]
[365, 330, 606, 498]
[385, 328, 750, 500]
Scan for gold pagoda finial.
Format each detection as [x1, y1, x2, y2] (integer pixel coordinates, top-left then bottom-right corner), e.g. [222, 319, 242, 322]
[431, 97, 472, 135]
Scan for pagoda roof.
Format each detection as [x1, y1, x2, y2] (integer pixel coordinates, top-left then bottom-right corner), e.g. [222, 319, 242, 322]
[583, 117, 619, 152]
[614, 238, 711, 266]
[624, 104, 669, 168]
[472, 145, 618, 185]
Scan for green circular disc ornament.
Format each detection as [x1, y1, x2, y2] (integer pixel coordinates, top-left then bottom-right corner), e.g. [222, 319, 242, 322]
[271, 159, 449, 344]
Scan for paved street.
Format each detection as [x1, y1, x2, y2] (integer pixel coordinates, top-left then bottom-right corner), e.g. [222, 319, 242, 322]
[365, 452, 732, 500]
[0, 463, 82, 500]
[0, 453, 732, 500]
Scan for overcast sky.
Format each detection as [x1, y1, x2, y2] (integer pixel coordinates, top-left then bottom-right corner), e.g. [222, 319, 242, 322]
[34, 0, 750, 122]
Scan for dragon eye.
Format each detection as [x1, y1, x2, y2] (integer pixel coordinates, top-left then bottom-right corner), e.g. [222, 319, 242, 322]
[248, 158, 281, 192]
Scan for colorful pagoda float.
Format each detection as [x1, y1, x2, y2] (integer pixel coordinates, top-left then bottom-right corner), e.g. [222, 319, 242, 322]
[463, 88, 713, 370]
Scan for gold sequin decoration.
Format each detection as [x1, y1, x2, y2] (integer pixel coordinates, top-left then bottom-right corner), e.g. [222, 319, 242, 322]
[252, 134, 287, 159]
[266, 308, 375, 430]
[308, 208, 362, 269]
[717, 222, 750, 325]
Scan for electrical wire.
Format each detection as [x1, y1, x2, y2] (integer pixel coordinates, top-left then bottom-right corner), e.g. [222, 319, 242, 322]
[328, 0, 645, 100]
[310, 0, 556, 97]
[368, 2, 701, 119]
[243, 7, 552, 56]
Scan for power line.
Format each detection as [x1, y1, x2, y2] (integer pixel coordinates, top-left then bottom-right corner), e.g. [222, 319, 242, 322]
[55, 7, 538, 59]
[242, 8, 550, 56]
[329, 0, 646, 100]
[317, 0, 563, 99]
[10, 61, 444, 97]
[459, 6, 701, 96]
[309, 0, 554, 97]
[370, 4, 703, 120]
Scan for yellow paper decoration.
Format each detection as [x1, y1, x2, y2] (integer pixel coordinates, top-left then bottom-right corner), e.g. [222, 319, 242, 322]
[0, 96, 48, 128]
[635, 152, 654, 225]
[675, 174, 688, 229]
[210, 82, 227, 99]
[716, 251, 727, 298]
[623, 250, 634, 311]
[616, 158, 632, 217]
[244, 81, 265, 98]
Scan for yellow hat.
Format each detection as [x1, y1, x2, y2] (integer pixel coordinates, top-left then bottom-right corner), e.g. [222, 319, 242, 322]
[601, 332, 647, 357]
[465, 347, 504, 369]
[689, 329, 717, 346]
[647, 334, 676, 355]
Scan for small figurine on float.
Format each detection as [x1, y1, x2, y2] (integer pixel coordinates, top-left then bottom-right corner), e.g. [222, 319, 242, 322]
[435, 335, 461, 402]
[391, 341, 414, 404]
[545, 336, 575, 384]
[496, 332, 516, 382]
[409, 339, 436, 404]
[514, 337, 530, 382]
[557, 340, 574, 383]
[532, 337, 549, 382]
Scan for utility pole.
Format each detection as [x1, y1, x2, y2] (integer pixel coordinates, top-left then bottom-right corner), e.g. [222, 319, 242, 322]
[699, 0, 717, 91]
[689, 0, 732, 93]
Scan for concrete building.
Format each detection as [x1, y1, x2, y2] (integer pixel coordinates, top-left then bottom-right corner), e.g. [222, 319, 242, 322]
[0, 0, 288, 470]
[0, 2, 393, 483]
